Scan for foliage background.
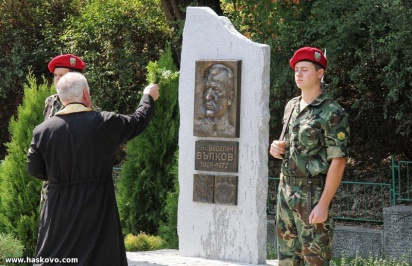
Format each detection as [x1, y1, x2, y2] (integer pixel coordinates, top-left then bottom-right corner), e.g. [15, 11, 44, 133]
[0, 0, 174, 256]
[60, 0, 170, 114]
[221, 0, 412, 180]
[0, 73, 53, 258]
[0, 0, 412, 255]
[0, 0, 170, 159]
[2, 0, 410, 167]
[0, 233, 24, 263]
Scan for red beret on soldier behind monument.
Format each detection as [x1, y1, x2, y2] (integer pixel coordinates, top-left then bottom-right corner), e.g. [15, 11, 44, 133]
[48, 54, 86, 73]
[289, 47, 328, 70]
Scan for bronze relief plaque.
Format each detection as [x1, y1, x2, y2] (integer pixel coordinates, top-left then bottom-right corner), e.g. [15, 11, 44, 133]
[193, 60, 241, 138]
[195, 140, 239, 173]
[193, 174, 238, 205]
[214, 175, 238, 205]
[193, 174, 214, 203]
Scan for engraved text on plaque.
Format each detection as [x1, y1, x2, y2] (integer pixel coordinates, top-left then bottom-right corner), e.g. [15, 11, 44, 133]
[195, 140, 239, 173]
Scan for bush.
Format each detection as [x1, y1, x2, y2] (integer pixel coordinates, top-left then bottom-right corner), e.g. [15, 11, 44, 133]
[117, 47, 179, 236]
[0, 72, 54, 257]
[0, 233, 24, 263]
[158, 151, 179, 249]
[124, 232, 166, 252]
[331, 252, 410, 266]
[266, 242, 277, 260]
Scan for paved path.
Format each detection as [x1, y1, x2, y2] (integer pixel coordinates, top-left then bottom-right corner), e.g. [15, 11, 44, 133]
[127, 249, 278, 266]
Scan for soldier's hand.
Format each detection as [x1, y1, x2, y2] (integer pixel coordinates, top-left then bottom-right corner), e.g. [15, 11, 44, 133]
[144, 84, 159, 101]
[270, 140, 286, 159]
[309, 203, 329, 224]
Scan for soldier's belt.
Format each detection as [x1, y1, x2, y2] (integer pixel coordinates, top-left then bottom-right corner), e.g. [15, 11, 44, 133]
[281, 175, 325, 225]
[281, 176, 324, 186]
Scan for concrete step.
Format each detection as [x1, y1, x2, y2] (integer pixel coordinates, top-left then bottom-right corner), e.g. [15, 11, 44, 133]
[127, 249, 278, 266]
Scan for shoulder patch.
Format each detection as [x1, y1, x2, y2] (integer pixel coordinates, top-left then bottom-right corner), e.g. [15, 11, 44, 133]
[337, 132, 346, 141]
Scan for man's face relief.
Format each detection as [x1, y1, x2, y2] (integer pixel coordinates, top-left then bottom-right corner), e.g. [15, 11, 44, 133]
[204, 71, 233, 118]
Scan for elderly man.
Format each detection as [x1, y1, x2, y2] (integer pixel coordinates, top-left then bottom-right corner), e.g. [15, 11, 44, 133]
[39, 54, 89, 212]
[27, 72, 159, 265]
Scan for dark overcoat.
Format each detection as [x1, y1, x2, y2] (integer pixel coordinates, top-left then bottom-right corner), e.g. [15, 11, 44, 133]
[27, 95, 154, 265]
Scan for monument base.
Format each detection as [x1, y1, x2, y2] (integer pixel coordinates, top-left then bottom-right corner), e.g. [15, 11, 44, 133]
[127, 250, 279, 266]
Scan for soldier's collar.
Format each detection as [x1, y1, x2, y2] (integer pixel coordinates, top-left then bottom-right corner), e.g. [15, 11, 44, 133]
[55, 103, 93, 116]
[306, 93, 331, 106]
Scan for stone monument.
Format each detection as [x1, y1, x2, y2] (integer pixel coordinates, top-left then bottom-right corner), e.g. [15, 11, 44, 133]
[178, 7, 270, 264]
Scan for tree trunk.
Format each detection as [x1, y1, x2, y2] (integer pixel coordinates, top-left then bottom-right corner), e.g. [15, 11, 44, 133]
[161, 0, 222, 67]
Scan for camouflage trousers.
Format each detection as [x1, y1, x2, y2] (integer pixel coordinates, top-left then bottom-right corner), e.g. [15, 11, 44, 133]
[39, 181, 49, 212]
[276, 181, 334, 266]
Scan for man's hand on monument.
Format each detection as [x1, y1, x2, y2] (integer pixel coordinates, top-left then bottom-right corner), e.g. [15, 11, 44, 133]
[144, 84, 159, 101]
[270, 140, 286, 159]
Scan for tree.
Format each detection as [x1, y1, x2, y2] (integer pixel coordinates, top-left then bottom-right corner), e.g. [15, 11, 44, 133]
[158, 151, 179, 248]
[161, 0, 223, 66]
[0, 72, 54, 257]
[60, 0, 171, 114]
[117, 47, 180, 235]
[306, 0, 412, 158]
[0, 0, 171, 160]
[0, 0, 85, 160]
[222, 0, 412, 175]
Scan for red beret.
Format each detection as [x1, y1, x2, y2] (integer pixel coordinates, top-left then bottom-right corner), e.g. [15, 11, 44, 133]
[290, 47, 327, 70]
[48, 54, 86, 73]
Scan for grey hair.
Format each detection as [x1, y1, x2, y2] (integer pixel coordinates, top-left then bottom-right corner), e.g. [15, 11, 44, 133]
[56, 72, 89, 103]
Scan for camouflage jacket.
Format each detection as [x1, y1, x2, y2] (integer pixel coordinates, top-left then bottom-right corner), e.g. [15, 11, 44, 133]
[43, 94, 63, 120]
[43, 94, 101, 120]
[281, 93, 350, 178]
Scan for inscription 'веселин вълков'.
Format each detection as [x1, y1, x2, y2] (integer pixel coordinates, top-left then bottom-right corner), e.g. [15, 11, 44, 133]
[195, 140, 238, 173]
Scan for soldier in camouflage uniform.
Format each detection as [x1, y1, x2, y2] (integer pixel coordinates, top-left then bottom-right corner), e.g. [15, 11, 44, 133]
[44, 54, 87, 119]
[40, 54, 87, 211]
[270, 47, 349, 266]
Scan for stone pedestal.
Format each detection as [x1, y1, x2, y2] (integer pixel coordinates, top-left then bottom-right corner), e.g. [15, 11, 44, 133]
[332, 226, 383, 258]
[383, 206, 412, 262]
[177, 7, 270, 264]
